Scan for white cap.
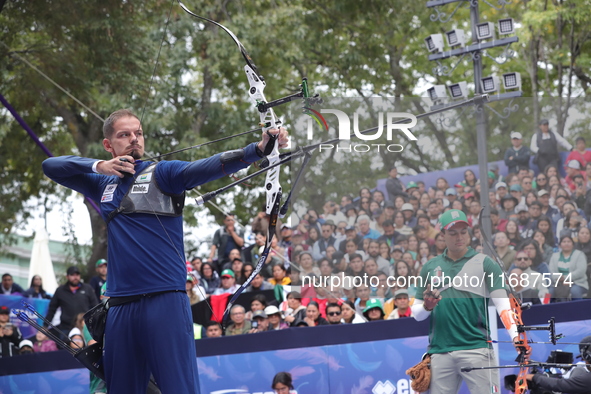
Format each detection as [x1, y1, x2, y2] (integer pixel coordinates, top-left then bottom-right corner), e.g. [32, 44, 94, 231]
[495, 182, 507, 190]
[567, 160, 581, 170]
[19, 339, 34, 349]
[68, 327, 82, 339]
[511, 131, 523, 139]
[264, 305, 281, 316]
[401, 203, 414, 212]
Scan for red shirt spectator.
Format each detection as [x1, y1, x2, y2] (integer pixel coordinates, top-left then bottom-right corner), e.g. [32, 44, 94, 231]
[565, 136, 591, 169]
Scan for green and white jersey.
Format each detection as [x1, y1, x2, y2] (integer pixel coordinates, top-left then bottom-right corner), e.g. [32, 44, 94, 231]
[416, 247, 506, 353]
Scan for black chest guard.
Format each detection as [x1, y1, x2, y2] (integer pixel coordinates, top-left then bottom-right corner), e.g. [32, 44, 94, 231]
[106, 163, 185, 224]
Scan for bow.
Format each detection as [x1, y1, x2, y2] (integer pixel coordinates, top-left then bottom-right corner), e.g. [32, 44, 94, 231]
[477, 208, 561, 394]
[176, 0, 321, 325]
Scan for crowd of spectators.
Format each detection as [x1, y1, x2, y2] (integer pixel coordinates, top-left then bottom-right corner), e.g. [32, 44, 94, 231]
[0, 264, 104, 358]
[187, 125, 590, 336]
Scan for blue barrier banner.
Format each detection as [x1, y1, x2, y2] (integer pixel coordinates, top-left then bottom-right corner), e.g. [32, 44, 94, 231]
[1, 301, 590, 393]
[0, 294, 50, 339]
[0, 369, 89, 393]
[197, 319, 591, 394]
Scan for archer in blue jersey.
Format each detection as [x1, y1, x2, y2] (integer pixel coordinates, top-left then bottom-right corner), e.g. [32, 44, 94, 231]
[43, 109, 288, 393]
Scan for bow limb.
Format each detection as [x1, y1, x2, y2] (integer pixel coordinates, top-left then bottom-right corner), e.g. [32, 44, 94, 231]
[478, 208, 532, 393]
[221, 192, 281, 324]
[510, 297, 531, 394]
[176, 0, 261, 77]
[478, 208, 564, 393]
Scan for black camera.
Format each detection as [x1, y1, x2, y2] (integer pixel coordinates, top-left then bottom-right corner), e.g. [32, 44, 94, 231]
[547, 350, 573, 365]
[252, 321, 258, 329]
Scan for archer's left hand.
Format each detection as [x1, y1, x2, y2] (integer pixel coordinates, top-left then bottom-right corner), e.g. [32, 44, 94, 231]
[257, 127, 289, 152]
[513, 336, 532, 362]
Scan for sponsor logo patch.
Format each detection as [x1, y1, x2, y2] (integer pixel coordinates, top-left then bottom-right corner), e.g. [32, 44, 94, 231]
[131, 184, 150, 194]
[103, 184, 117, 195]
[136, 172, 152, 183]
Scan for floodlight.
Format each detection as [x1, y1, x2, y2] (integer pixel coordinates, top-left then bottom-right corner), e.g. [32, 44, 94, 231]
[445, 29, 466, 48]
[502, 72, 521, 90]
[497, 18, 515, 35]
[447, 81, 468, 99]
[425, 34, 444, 53]
[480, 75, 500, 93]
[476, 22, 495, 40]
[427, 85, 447, 102]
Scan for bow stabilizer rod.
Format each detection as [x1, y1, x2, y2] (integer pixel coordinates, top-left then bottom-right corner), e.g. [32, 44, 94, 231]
[196, 94, 492, 206]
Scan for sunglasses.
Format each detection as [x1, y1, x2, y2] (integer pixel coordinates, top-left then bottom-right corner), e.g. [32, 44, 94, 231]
[516, 257, 530, 261]
[537, 177, 546, 181]
[327, 311, 341, 316]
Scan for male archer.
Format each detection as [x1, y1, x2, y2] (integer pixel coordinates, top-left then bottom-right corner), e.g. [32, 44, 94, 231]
[412, 209, 526, 394]
[42, 109, 288, 393]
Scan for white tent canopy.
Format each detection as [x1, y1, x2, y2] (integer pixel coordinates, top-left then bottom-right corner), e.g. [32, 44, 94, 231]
[28, 228, 59, 294]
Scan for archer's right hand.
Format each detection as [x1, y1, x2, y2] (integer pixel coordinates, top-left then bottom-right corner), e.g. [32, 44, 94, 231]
[96, 156, 136, 178]
[423, 284, 442, 311]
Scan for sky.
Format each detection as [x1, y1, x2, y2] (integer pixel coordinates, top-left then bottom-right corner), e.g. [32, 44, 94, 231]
[19, 193, 93, 244]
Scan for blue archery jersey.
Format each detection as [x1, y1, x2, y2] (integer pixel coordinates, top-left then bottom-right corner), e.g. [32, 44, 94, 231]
[42, 143, 261, 297]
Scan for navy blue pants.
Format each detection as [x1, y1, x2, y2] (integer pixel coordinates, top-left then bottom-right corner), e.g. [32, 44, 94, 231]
[104, 291, 200, 393]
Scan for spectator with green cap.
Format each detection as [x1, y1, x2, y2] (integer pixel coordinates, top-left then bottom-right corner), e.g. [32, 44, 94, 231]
[362, 298, 385, 321]
[509, 183, 525, 206]
[212, 269, 239, 295]
[407, 181, 419, 192]
[89, 259, 108, 300]
[185, 276, 201, 306]
[487, 171, 496, 189]
[411, 208, 527, 394]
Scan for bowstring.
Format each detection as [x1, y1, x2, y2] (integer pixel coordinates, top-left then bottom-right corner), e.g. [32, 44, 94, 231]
[139, 182, 220, 323]
[135, 0, 221, 322]
[138, 0, 176, 126]
[478, 208, 514, 392]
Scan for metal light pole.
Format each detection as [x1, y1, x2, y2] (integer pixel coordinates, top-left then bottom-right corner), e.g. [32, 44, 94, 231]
[426, 0, 521, 253]
[470, 1, 493, 253]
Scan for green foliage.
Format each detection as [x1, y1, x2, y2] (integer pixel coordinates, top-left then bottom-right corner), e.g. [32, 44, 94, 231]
[1, 0, 590, 257]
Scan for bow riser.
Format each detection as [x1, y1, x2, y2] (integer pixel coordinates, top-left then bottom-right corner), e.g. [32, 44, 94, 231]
[244, 64, 283, 216]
